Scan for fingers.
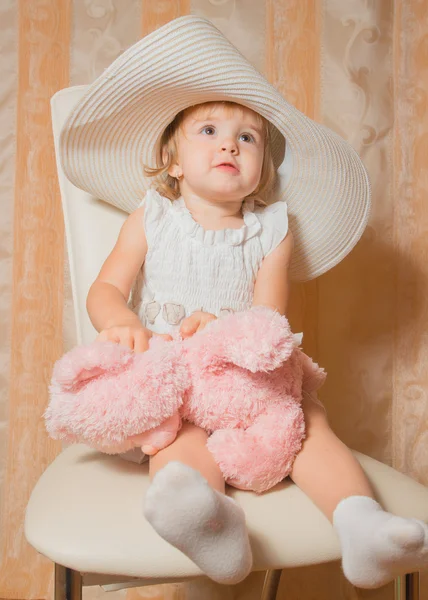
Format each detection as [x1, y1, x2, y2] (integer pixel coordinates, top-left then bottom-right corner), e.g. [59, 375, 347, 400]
[134, 332, 172, 353]
[180, 311, 217, 337]
[96, 330, 108, 342]
[158, 333, 173, 342]
[133, 329, 152, 353]
[121, 329, 137, 350]
[96, 329, 121, 345]
[197, 314, 216, 332]
[180, 313, 201, 338]
[96, 326, 150, 353]
[96, 326, 174, 355]
[133, 331, 173, 352]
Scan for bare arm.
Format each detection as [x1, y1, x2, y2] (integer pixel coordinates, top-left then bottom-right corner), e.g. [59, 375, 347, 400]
[252, 230, 294, 316]
[86, 204, 148, 332]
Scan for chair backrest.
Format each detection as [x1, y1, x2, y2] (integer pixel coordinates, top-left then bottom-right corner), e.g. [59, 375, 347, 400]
[51, 87, 127, 345]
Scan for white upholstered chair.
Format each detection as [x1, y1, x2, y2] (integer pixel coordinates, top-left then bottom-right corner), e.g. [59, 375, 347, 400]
[25, 86, 428, 600]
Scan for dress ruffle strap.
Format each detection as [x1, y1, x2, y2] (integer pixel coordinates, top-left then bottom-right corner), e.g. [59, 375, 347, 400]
[171, 196, 262, 246]
[140, 189, 288, 253]
[255, 200, 289, 256]
[138, 188, 172, 244]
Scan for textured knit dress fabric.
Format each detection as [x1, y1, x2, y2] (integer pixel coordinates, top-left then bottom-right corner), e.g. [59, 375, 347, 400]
[130, 188, 291, 336]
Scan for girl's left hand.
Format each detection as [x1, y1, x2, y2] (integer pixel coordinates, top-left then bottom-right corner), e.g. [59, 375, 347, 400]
[180, 310, 217, 338]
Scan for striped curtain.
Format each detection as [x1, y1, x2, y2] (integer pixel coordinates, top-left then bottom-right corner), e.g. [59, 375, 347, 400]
[1, 1, 427, 598]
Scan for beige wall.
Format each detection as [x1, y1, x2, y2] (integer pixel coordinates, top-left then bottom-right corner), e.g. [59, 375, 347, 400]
[0, 1, 427, 598]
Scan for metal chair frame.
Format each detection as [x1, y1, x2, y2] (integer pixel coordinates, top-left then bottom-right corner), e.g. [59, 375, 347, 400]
[54, 565, 420, 599]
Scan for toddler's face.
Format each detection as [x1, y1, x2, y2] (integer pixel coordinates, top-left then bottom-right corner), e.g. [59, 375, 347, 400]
[174, 105, 265, 202]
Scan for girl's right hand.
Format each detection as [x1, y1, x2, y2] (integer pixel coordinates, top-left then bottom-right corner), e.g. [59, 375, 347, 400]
[96, 324, 172, 353]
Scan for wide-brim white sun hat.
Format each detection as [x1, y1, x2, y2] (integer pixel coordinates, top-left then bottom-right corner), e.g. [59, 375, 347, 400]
[59, 15, 371, 282]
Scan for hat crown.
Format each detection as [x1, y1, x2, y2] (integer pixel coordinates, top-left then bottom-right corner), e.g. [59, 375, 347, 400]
[59, 15, 371, 282]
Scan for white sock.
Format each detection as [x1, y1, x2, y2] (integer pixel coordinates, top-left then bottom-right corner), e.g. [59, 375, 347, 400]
[143, 461, 253, 584]
[333, 495, 428, 588]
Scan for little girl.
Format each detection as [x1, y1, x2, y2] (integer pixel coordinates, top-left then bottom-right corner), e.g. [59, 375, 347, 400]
[60, 15, 428, 589]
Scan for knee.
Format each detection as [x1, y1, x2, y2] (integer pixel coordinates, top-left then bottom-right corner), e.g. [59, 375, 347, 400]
[301, 391, 331, 433]
[149, 422, 209, 475]
[178, 421, 209, 442]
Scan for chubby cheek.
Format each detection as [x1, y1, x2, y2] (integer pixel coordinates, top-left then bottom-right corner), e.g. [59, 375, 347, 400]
[182, 149, 211, 177]
[246, 157, 264, 190]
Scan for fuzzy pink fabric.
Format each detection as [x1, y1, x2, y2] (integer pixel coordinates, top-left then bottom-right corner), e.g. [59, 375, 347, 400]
[45, 307, 326, 492]
[47, 337, 189, 454]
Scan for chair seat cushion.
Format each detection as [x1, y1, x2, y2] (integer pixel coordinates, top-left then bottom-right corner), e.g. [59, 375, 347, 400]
[25, 444, 428, 583]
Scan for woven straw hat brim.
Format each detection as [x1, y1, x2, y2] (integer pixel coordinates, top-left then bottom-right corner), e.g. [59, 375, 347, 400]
[59, 15, 371, 282]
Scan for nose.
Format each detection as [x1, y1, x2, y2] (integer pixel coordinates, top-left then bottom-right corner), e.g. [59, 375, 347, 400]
[220, 137, 238, 154]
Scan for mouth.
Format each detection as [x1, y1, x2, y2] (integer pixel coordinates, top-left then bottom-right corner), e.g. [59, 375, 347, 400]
[215, 163, 239, 173]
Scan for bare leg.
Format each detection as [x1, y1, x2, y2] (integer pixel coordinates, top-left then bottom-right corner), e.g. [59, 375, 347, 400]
[292, 392, 428, 589]
[149, 421, 225, 492]
[289, 391, 375, 522]
[144, 421, 253, 584]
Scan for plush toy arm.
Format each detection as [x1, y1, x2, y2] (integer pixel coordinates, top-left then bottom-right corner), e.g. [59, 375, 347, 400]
[46, 339, 189, 454]
[51, 341, 134, 391]
[191, 306, 297, 373]
[206, 400, 305, 493]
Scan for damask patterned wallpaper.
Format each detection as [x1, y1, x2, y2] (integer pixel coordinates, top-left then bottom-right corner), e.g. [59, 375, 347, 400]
[0, 1, 427, 598]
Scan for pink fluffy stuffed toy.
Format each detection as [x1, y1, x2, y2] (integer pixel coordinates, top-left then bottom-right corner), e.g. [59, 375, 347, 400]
[45, 306, 326, 492]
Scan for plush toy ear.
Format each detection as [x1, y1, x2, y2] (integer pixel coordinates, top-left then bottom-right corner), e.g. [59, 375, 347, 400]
[51, 341, 134, 391]
[194, 306, 297, 373]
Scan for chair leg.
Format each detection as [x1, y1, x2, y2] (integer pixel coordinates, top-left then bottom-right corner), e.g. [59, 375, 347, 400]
[394, 572, 420, 600]
[260, 569, 282, 600]
[55, 564, 83, 600]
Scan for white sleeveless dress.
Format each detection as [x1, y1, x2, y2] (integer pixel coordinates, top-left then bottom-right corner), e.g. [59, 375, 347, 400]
[129, 187, 301, 343]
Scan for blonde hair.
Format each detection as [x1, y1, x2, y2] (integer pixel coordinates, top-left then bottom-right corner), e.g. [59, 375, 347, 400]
[142, 101, 277, 208]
